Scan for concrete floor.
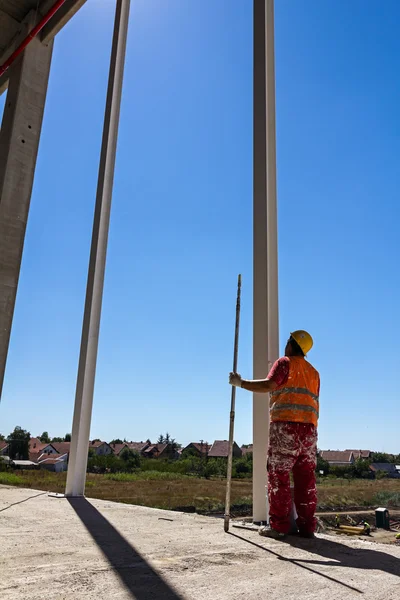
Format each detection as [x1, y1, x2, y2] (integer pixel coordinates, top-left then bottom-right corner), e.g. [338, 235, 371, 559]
[1, 485, 399, 600]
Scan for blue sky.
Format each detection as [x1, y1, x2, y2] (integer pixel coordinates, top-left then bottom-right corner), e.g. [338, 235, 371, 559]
[1, 0, 399, 453]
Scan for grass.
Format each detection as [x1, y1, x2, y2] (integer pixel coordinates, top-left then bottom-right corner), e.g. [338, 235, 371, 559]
[1, 470, 399, 513]
[316, 477, 400, 510]
[0, 472, 23, 486]
[103, 471, 192, 482]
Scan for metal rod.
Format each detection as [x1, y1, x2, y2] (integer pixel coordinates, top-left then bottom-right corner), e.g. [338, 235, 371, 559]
[65, 0, 131, 497]
[224, 274, 242, 532]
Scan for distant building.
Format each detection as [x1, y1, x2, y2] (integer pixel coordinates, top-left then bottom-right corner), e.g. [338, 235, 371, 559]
[241, 445, 253, 456]
[51, 442, 71, 456]
[29, 438, 58, 462]
[88, 441, 113, 456]
[38, 454, 68, 472]
[142, 443, 178, 459]
[182, 442, 211, 457]
[345, 449, 371, 460]
[208, 440, 242, 459]
[109, 443, 129, 456]
[319, 450, 355, 467]
[125, 441, 150, 455]
[369, 463, 400, 479]
[0, 440, 9, 456]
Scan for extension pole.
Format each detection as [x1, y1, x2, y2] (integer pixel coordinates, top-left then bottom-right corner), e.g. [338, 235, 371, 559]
[65, 0, 131, 497]
[224, 274, 242, 532]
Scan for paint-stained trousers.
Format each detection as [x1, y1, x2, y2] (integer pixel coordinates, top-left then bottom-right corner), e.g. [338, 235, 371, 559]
[267, 421, 317, 534]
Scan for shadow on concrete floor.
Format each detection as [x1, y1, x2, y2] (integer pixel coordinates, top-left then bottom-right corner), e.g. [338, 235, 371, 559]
[284, 534, 400, 579]
[68, 498, 184, 600]
[229, 532, 364, 594]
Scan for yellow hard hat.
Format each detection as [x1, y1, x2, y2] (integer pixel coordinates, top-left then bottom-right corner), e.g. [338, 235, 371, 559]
[290, 330, 313, 355]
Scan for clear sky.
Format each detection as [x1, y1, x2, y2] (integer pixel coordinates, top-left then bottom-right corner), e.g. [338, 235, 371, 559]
[1, 0, 399, 453]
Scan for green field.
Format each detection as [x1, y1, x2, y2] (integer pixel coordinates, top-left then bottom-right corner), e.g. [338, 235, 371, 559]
[1, 470, 399, 513]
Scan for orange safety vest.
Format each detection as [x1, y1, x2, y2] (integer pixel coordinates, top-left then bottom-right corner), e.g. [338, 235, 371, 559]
[270, 356, 320, 427]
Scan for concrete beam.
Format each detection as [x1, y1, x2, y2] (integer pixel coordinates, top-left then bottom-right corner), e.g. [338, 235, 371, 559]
[65, 0, 130, 497]
[252, 0, 279, 524]
[40, 0, 88, 43]
[0, 10, 40, 96]
[0, 30, 53, 398]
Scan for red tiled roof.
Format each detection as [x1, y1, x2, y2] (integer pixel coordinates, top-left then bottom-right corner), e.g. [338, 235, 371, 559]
[110, 443, 128, 455]
[144, 443, 167, 456]
[38, 455, 66, 465]
[183, 442, 211, 455]
[320, 450, 354, 463]
[29, 438, 55, 454]
[345, 449, 371, 459]
[30, 452, 56, 463]
[51, 442, 71, 456]
[208, 440, 241, 458]
[191, 443, 211, 454]
[0, 440, 8, 451]
[89, 440, 107, 448]
[241, 445, 253, 455]
[126, 442, 150, 453]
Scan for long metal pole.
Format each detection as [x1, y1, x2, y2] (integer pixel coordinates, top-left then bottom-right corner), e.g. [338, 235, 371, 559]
[66, 0, 131, 497]
[253, 0, 279, 524]
[224, 274, 242, 532]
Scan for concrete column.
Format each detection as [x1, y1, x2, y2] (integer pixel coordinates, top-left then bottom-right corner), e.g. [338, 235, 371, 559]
[253, 0, 279, 524]
[0, 29, 53, 399]
[65, 0, 131, 497]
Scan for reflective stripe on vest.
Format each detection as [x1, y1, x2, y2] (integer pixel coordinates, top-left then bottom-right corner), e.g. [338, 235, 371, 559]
[271, 403, 319, 417]
[271, 387, 319, 402]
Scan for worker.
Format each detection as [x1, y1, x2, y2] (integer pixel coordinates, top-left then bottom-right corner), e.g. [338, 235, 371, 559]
[229, 330, 320, 540]
[362, 520, 371, 536]
[335, 514, 340, 528]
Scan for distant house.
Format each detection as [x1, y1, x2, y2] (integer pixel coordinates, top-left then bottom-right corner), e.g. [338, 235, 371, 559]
[208, 440, 242, 459]
[182, 442, 211, 457]
[241, 445, 253, 456]
[29, 438, 58, 462]
[0, 440, 9, 456]
[51, 442, 71, 456]
[125, 441, 150, 455]
[88, 441, 113, 456]
[369, 463, 400, 479]
[38, 453, 68, 472]
[143, 443, 178, 459]
[110, 443, 129, 456]
[345, 449, 371, 460]
[319, 450, 355, 467]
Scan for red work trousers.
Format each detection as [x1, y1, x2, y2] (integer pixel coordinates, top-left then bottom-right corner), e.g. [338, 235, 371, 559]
[267, 421, 317, 534]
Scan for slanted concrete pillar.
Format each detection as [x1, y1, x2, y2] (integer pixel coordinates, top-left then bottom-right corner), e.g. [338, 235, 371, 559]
[65, 0, 131, 497]
[0, 29, 53, 399]
[253, 0, 279, 524]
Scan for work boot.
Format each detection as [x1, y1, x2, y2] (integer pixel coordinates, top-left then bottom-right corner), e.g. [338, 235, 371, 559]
[298, 531, 315, 539]
[258, 526, 286, 540]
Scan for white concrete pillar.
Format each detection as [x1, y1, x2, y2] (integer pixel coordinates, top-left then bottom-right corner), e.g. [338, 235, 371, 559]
[65, 0, 131, 497]
[0, 23, 53, 399]
[253, 0, 279, 524]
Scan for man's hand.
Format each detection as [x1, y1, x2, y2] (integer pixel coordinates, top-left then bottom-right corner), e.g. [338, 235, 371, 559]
[229, 372, 242, 387]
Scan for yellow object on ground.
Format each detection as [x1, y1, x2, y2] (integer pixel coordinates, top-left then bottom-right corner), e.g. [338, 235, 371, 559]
[336, 525, 365, 535]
